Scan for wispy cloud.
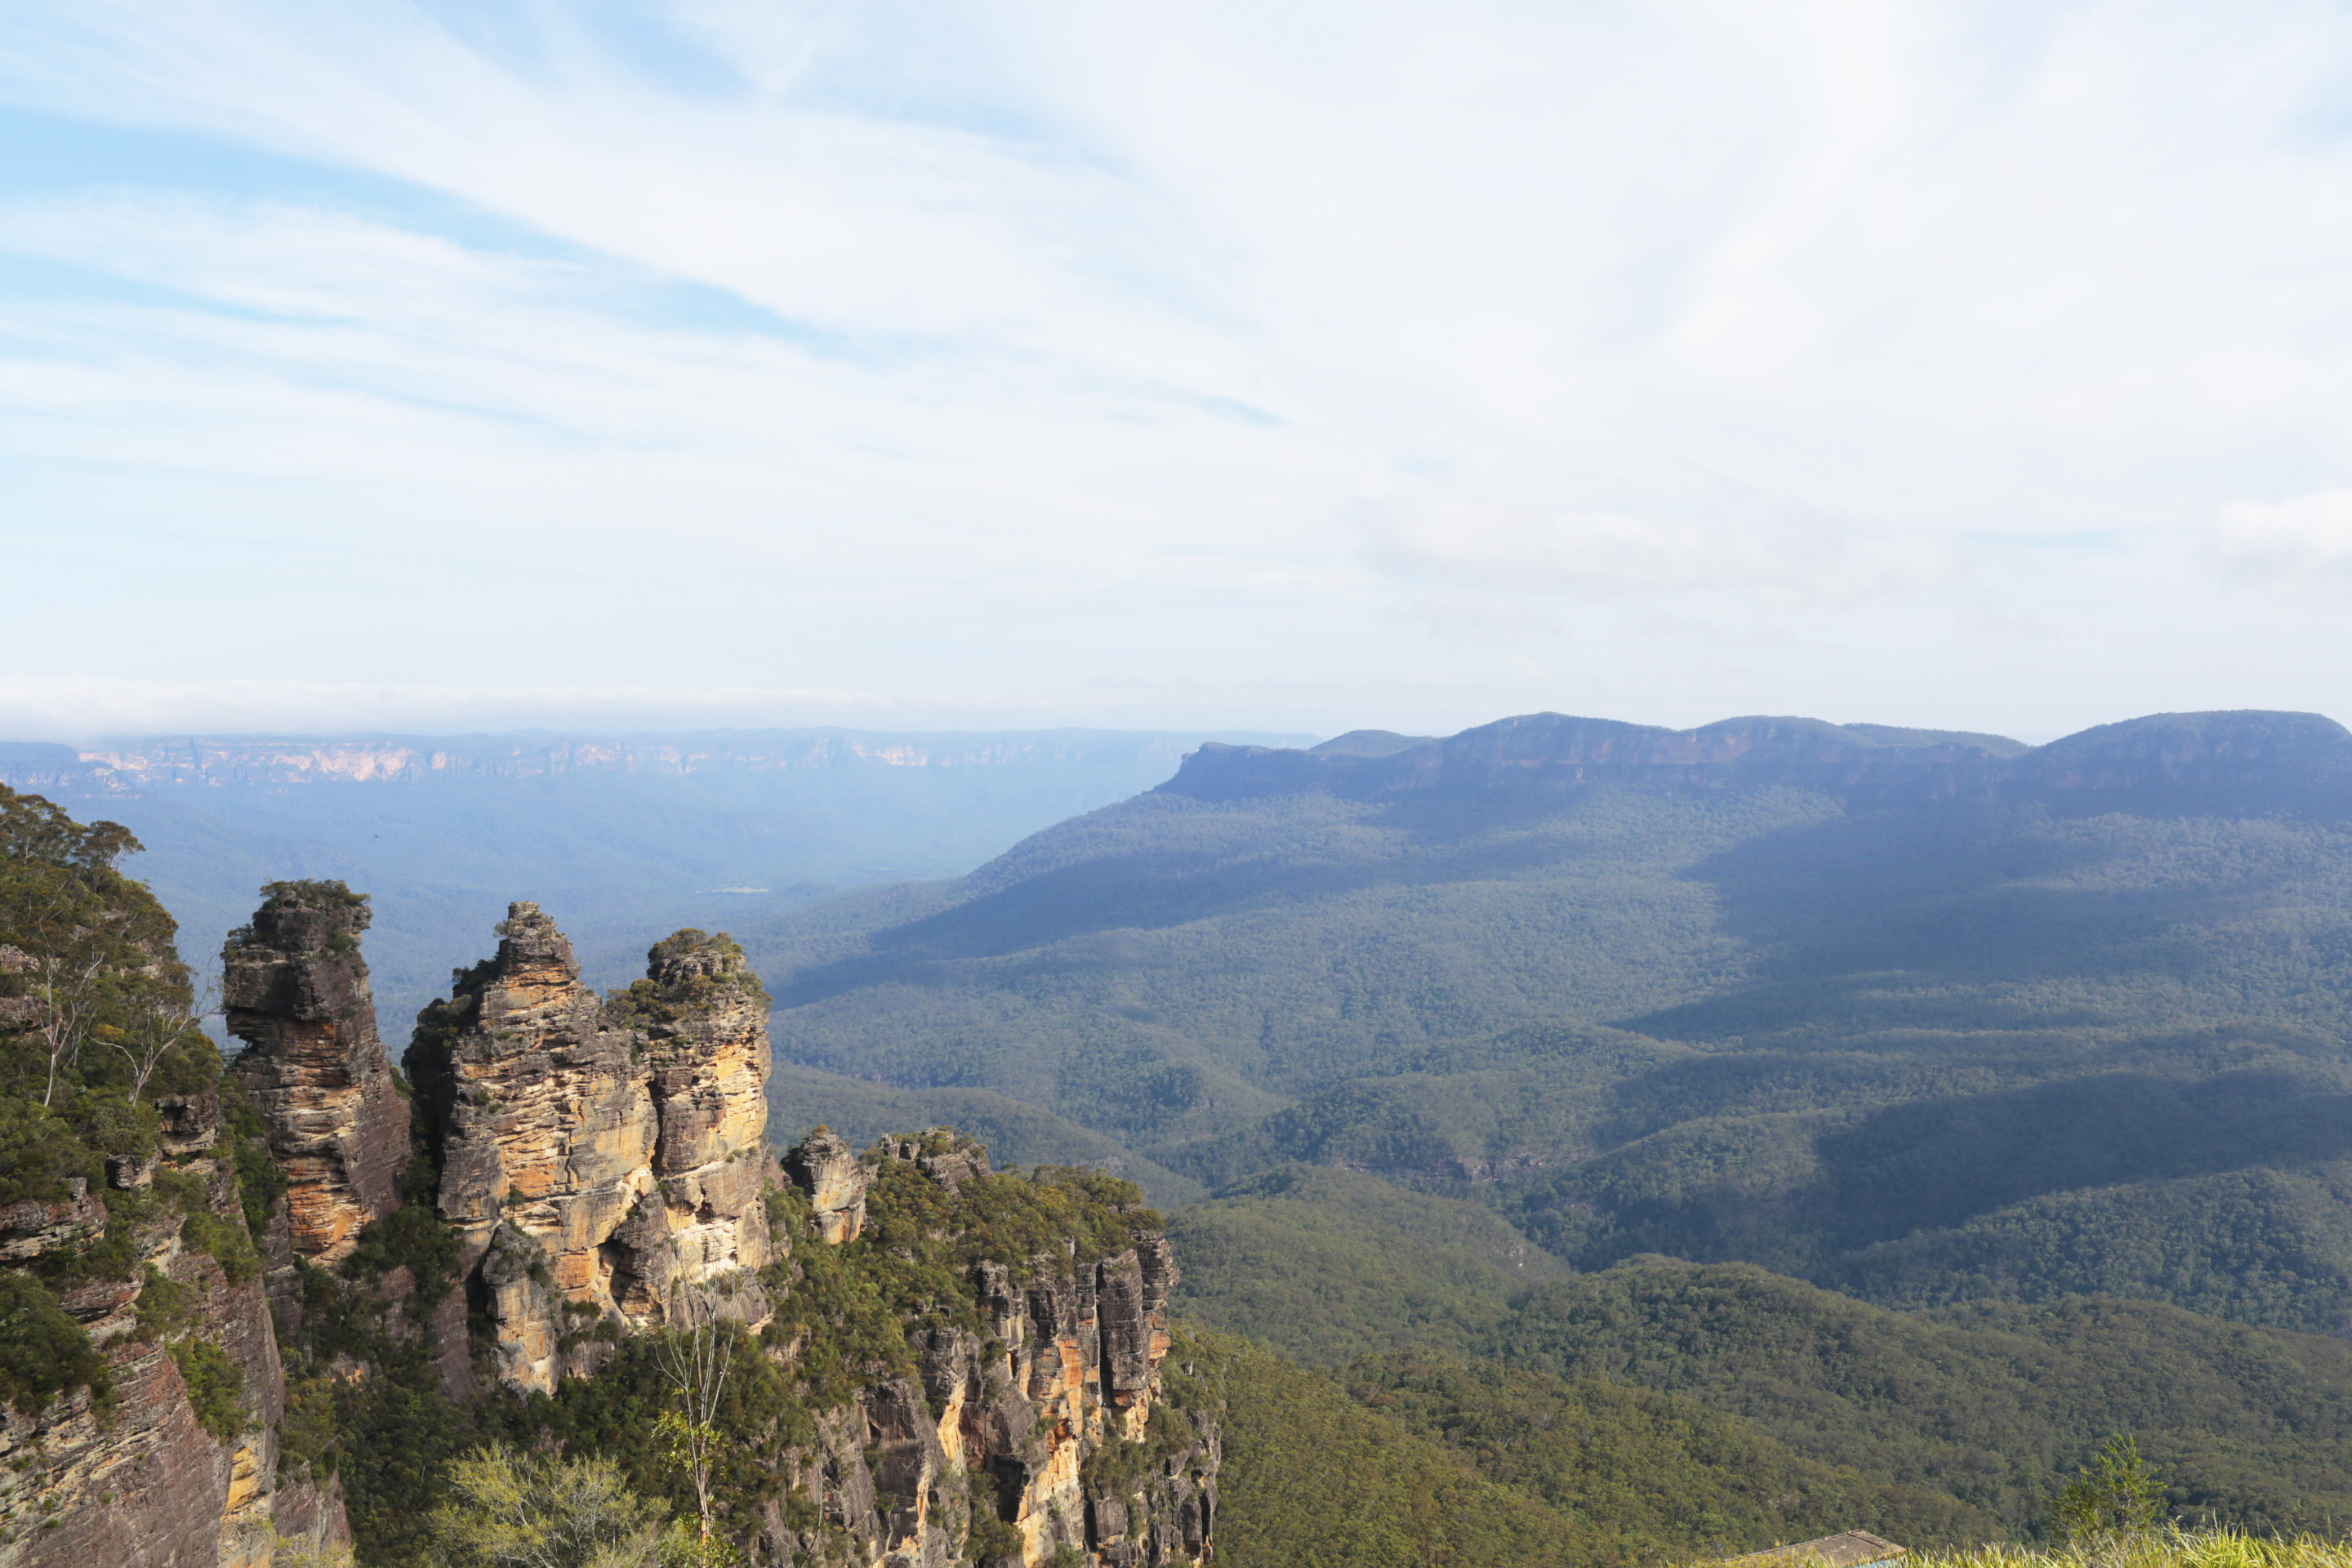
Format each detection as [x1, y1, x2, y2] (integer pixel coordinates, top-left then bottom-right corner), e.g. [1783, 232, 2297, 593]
[3, 2, 2352, 738]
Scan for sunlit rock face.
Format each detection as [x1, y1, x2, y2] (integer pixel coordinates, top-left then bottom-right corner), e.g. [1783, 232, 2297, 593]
[635, 929, 776, 1305]
[222, 881, 410, 1268]
[782, 1126, 867, 1244]
[407, 904, 773, 1393]
[773, 1131, 1212, 1568]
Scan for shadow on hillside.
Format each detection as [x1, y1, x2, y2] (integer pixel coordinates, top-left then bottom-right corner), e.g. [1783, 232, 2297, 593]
[1515, 1064, 2352, 1267]
[1619, 800, 2352, 1044]
[772, 786, 1608, 1007]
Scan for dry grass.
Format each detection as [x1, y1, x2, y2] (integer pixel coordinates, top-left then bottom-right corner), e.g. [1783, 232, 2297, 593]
[1898, 1533, 2352, 1568]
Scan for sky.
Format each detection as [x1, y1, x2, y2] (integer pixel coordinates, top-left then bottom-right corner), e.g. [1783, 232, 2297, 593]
[6, 1, 2352, 743]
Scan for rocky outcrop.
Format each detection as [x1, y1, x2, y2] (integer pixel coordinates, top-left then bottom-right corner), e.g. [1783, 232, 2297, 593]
[0, 1108, 348, 1568]
[223, 881, 410, 1269]
[780, 1126, 867, 1244]
[0, 1180, 106, 1263]
[407, 906, 773, 1394]
[634, 930, 777, 1315]
[771, 1134, 1213, 1568]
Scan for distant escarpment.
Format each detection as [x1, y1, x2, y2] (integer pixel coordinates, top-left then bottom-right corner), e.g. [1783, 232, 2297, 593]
[1162, 708, 2352, 810]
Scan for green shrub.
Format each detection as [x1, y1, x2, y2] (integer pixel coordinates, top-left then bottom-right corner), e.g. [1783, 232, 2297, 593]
[180, 1204, 261, 1285]
[0, 1273, 109, 1414]
[172, 1338, 245, 1441]
[424, 1444, 666, 1568]
[344, 1201, 463, 1311]
[964, 1514, 1022, 1562]
[2051, 1434, 2165, 1544]
[133, 1263, 192, 1341]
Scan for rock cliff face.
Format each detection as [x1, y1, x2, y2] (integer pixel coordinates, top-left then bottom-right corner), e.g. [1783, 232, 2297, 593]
[765, 1132, 1213, 1568]
[1167, 713, 2022, 804]
[0, 844, 1215, 1568]
[0, 875, 378, 1568]
[223, 882, 410, 1270]
[0, 1106, 345, 1568]
[407, 905, 773, 1394]
[782, 1127, 869, 1243]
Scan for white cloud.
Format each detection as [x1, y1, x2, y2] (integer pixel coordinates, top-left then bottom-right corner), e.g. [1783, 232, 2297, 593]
[2212, 490, 2352, 581]
[2, 2, 2352, 737]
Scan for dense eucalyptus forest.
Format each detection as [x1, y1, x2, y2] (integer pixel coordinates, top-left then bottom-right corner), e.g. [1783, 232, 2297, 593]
[15, 706, 2352, 1566]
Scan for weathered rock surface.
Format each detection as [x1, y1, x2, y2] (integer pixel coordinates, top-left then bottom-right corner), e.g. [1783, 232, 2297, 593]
[782, 1126, 867, 1244]
[630, 929, 777, 1319]
[0, 1179, 105, 1263]
[223, 882, 410, 1268]
[773, 1134, 1212, 1568]
[408, 906, 773, 1393]
[0, 1138, 350, 1568]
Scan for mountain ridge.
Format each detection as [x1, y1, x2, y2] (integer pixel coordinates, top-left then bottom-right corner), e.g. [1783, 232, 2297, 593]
[755, 704, 2352, 1341]
[1163, 709, 2349, 806]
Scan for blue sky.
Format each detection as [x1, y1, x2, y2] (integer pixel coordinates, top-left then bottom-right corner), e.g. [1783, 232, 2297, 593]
[6, 1, 2352, 742]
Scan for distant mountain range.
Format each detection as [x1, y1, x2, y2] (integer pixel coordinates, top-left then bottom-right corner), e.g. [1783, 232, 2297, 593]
[754, 707, 2352, 1337]
[0, 725, 1311, 1028]
[26, 706, 2352, 1551]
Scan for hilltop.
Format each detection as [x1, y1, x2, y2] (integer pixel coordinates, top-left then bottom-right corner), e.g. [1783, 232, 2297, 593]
[755, 708, 2352, 1330]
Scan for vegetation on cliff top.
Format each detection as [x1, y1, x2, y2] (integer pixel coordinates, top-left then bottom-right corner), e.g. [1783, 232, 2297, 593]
[0, 785, 269, 1414]
[1842, 1531, 2352, 1568]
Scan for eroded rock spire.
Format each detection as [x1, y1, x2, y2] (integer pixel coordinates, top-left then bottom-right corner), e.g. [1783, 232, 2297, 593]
[406, 903, 775, 1393]
[222, 880, 410, 1267]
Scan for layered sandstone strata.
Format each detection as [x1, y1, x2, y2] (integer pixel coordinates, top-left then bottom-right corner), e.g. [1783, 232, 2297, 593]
[780, 1126, 866, 1243]
[774, 1131, 1209, 1568]
[408, 905, 773, 1393]
[222, 882, 410, 1267]
[0, 1107, 346, 1568]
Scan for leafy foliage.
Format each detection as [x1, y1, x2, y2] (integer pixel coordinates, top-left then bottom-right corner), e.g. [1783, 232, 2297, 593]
[1180, 1329, 1602, 1568]
[0, 1272, 109, 1414]
[0, 786, 263, 1414]
[1164, 1165, 1559, 1365]
[1489, 1261, 2352, 1536]
[422, 1445, 669, 1568]
[2051, 1435, 2166, 1544]
[172, 1336, 247, 1441]
[1172, 1169, 2352, 1542]
[1342, 1350, 1989, 1552]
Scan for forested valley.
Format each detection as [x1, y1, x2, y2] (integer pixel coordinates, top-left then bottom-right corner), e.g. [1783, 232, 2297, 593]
[17, 706, 2352, 1565]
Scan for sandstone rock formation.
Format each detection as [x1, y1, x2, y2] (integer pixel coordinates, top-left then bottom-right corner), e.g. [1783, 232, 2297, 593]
[223, 881, 410, 1269]
[781, 1126, 867, 1243]
[0, 1102, 346, 1568]
[773, 1132, 1212, 1568]
[408, 905, 773, 1393]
